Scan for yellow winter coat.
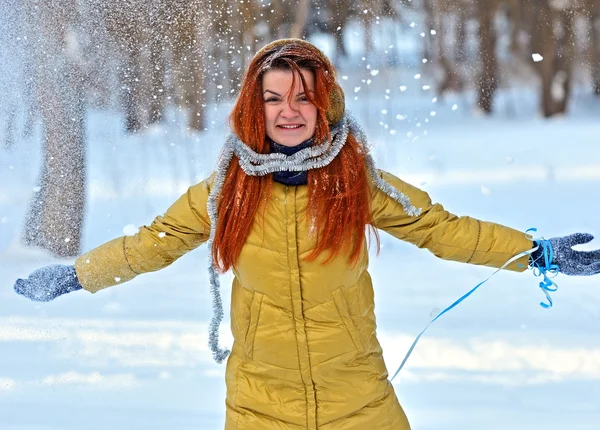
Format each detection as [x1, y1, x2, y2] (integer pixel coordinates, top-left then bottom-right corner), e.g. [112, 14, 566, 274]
[74, 169, 532, 429]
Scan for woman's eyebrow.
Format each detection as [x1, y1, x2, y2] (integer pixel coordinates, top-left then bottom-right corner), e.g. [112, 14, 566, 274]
[263, 89, 315, 97]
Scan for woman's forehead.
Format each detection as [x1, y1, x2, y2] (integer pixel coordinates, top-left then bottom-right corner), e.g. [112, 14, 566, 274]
[262, 68, 315, 90]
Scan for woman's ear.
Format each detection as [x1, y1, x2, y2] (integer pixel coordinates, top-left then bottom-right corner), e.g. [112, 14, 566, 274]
[326, 83, 345, 125]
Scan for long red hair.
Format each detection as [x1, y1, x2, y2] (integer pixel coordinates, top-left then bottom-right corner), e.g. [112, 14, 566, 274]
[213, 41, 377, 272]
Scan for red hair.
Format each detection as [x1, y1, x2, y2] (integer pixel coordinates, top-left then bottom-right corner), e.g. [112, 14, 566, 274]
[213, 41, 378, 272]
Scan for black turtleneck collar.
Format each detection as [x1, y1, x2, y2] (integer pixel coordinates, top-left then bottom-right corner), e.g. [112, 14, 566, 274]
[268, 137, 313, 186]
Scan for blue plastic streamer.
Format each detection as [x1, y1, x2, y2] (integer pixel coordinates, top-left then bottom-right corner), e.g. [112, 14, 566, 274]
[389, 228, 559, 383]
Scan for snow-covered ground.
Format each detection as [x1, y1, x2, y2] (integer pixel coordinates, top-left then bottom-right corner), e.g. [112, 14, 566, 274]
[2, 56, 600, 429]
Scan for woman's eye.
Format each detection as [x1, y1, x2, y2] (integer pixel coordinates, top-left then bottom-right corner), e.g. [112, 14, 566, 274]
[264, 98, 279, 103]
[298, 96, 308, 102]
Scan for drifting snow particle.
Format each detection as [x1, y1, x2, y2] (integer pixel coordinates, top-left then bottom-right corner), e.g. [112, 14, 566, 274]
[386, 89, 391, 94]
[158, 232, 166, 238]
[342, 75, 348, 80]
[532, 53, 544, 62]
[33, 186, 41, 192]
[384, 124, 389, 129]
[385, 95, 390, 100]
[399, 85, 407, 92]
[422, 85, 431, 90]
[388, 45, 394, 49]
[366, 64, 371, 69]
[390, 130, 397, 135]
[481, 185, 491, 196]
[114, 277, 121, 283]
[407, 131, 414, 138]
[425, 118, 430, 123]
[396, 114, 406, 120]
[354, 96, 358, 100]
[363, 9, 368, 13]
[217, 85, 223, 89]
[422, 58, 428, 63]
[452, 104, 458, 111]
[381, 109, 388, 114]
[1, 217, 7, 223]
[123, 224, 139, 236]
[430, 29, 437, 35]
[86, 259, 90, 264]
[416, 122, 422, 127]
[354, 86, 361, 93]
[336, 26, 341, 31]
[362, 56, 366, 61]
[420, 32, 425, 37]
[430, 111, 436, 116]
[64, 238, 70, 243]
[410, 22, 416, 28]
[432, 97, 438, 103]
[414, 74, 421, 79]
[367, 79, 372, 85]
[370, 70, 379, 76]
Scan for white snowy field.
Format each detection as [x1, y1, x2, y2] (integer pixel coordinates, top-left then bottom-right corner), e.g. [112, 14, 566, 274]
[2, 78, 600, 430]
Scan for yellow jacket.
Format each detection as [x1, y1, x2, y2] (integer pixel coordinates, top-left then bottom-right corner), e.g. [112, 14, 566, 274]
[75, 170, 532, 429]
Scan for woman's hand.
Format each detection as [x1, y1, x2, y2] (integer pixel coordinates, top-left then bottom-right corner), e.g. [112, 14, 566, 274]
[14, 265, 83, 302]
[533, 233, 600, 276]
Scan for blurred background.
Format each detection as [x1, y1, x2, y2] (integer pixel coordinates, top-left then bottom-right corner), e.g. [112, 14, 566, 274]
[1, 1, 600, 429]
[1, 0, 600, 256]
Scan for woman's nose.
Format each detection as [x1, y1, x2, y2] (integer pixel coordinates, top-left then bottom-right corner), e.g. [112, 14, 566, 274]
[280, 101, 299, 117]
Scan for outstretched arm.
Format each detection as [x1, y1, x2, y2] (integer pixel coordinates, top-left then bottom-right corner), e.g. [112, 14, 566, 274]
[370, 169, 532, 271]
[15, 174, 214, 300]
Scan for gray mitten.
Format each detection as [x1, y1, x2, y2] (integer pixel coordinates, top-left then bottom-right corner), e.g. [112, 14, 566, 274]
[14, 265, 83, 302]
[531, 233, 600, 276]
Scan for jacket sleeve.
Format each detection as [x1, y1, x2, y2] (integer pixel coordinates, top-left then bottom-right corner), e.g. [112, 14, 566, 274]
[370, 169, 533, 272]
[74, 175, 213, 293]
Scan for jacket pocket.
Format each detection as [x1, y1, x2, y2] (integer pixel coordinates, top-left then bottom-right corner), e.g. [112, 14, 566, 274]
[332, 288, 367, 354]
[243, 291, 264, 359]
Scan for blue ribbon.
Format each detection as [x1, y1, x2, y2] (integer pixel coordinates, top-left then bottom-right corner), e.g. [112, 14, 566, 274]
[389, 228, 559, 382]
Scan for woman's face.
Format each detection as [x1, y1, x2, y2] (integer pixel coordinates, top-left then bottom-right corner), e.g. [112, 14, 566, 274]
[262, 68, 318, 147]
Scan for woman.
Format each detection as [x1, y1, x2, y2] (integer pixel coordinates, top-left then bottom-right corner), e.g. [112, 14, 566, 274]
[14, 39, 600, 429]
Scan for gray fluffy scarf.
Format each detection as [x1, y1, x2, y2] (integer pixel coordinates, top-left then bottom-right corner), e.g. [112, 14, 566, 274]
[206, 113, 422, 363]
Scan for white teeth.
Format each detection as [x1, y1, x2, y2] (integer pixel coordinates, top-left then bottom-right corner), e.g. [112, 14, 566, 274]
[279, 125, 302, 129]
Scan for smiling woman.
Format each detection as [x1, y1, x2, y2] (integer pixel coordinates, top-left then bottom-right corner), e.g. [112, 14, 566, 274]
[13, 38, 600, 430]
[262, 68, 318, 147]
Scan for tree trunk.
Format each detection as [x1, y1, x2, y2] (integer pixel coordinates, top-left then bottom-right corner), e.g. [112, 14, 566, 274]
[455, 7, 467, 62]
[289, 0, 310, 38]
[533, 2, 573, 117]
[173, 11, 206, 132]
[148, 24, 166, 125]
[477, 0, 498, 114]
[588, 0, 600, 95]
[23, 0, 86, 257]
[553, 10, 574, 114]
[120, 43, 143, 132]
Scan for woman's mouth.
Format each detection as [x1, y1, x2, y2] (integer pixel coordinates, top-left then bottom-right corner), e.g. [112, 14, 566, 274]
[277, 124, 304, 130]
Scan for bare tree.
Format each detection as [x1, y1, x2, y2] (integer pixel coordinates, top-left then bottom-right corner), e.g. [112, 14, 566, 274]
[585, 0, 600, 95]
[530, 1, 576, 117]
[290, 0, 311, 38]
[22, 0, 86, 257]
[476, 0, 500, 113]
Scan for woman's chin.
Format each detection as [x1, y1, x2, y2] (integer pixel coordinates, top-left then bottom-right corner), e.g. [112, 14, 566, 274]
[274, 137, 307, 147]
